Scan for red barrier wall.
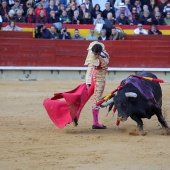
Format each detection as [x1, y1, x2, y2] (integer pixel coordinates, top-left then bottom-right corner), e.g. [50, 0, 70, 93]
[0, 31, 33, 38]
[0, 39, 170, 68]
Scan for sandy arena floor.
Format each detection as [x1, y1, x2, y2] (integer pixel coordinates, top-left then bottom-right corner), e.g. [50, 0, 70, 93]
[0, 79, 170, 170]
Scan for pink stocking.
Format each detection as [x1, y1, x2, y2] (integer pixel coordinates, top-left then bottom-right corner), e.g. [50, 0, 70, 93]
[92, 108, 103, 127]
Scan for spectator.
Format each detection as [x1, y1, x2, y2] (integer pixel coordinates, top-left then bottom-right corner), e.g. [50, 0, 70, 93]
[104, 12, 115, 37]
[25, 8, 36, 23]
[0, 0, 11, 21]
[50, 25, 59, 39]
[67, 4, 77, 19]
[91, 4, 102, 19]
[131, 7, 140, 21]
[114, 0, 122, 12]
[134, 0, 142, 15]
[148, 0, 157, 13]
[23, 1, 35, 16]
[127, 15, 138, 25]
[86, 28, 98, 40]
[71, 10, 81, 24]
[58, 3, 66, 16]
[48, 10, 60, 23]
[8, 0, 15, 7]
[139, 5, 151, 19]
[11, 0, 24, 15]
[162, 2, 170, 17]
[134, 23, 148, 35]
[39, 0, 49, 9]
[140, 10, 153, 25]
[3, 20, 22, 31]
[116, 12, 129, 25]
[59, 10, 71, 23]
[102, 2, 115, 20]
[4, 9, 16, 22]
[67, 0, 78, 10]
[82, 11, 93, 24]
[59, 26, 71, 39]
[84, 0, 93, 13]
[125, 0, 133, 12]
[152, 12, 165, 25]
[35, 3, 46, 16]
[110, 27, 126, 40]
[79, 3, 90, 19]
[109, 0, 116, 9]
[93, 12, 105, 24]
[46, 0, 59, 17]
[35, 23, 51, 39]
[36, 10, 48, 23]
[15, 9, 25, 23]
[54, 0, 61, 9]
[98, 29, 109, 40]
[148, 25, 162, 34]
[164, 11, 170, 25]
[152, 6, 162, 17]
[116, 2, 132, 18]
[158, 0, 168, 13]
[72, 28, 84, 40]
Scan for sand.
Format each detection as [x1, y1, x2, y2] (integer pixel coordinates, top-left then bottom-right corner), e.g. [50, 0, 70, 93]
[0, 79, 170, 170]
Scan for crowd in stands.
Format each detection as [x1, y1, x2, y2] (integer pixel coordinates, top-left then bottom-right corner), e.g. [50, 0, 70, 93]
[0, 0, 170, 39]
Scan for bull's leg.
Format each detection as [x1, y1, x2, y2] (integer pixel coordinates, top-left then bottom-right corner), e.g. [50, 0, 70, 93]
[156, 109, 170, 129]
[130, 114, 144, 131]
[154, 108, 170, 135]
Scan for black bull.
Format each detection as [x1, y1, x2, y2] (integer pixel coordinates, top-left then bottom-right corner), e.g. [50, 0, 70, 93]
[101, 72, 170, 133]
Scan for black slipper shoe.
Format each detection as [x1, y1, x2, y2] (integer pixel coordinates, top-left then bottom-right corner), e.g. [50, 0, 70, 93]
[92, 125, 107, 129]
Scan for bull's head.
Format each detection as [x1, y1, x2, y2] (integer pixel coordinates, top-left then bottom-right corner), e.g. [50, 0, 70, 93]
[114, 91, 138, 122]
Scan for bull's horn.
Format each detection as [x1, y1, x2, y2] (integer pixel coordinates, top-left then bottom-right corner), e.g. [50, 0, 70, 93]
[125, 92, 137, 98]
[100, 97, 114, 107]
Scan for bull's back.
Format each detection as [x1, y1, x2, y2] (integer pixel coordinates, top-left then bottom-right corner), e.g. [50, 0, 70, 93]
[137, 72, 162, 102]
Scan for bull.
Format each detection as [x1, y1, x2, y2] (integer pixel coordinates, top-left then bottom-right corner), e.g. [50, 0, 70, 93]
[101, 72, 170, 134]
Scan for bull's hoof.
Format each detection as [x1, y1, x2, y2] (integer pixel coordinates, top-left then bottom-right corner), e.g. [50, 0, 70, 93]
[140, 131, 147, 136]
[161, 128, 170, 135]
[73, 117, 78, 126]
[166, 128, 170, 135]
[92, 125, 107, 129]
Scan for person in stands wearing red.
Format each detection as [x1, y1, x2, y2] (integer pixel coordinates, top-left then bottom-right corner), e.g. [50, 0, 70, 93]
[0, 0, 10, 22]
[35, 2, 46, 17]
[25, 8, 36, 23]
[36, 10, 48, 23]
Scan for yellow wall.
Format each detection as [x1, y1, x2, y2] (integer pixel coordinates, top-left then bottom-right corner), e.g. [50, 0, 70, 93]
[4, 27, 170, 37]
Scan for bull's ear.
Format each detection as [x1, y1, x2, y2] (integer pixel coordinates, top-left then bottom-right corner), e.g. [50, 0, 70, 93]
[125, 92, 137, 98]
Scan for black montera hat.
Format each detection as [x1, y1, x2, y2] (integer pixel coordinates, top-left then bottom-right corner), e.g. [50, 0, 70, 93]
[91, 44, 102, 53]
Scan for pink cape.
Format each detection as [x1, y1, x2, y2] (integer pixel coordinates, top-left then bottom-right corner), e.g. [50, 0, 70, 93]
[43, 82, 94, 128]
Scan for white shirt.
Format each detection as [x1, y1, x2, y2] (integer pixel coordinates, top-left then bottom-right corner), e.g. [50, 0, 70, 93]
[0, 15, 2, 22]
[114, 0, 122, 10]
[101, 36, 106, 40]
[134, 28, 148, 35]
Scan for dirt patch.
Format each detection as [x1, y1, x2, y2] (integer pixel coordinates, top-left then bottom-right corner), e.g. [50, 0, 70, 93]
[0, 79, 170, 170]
